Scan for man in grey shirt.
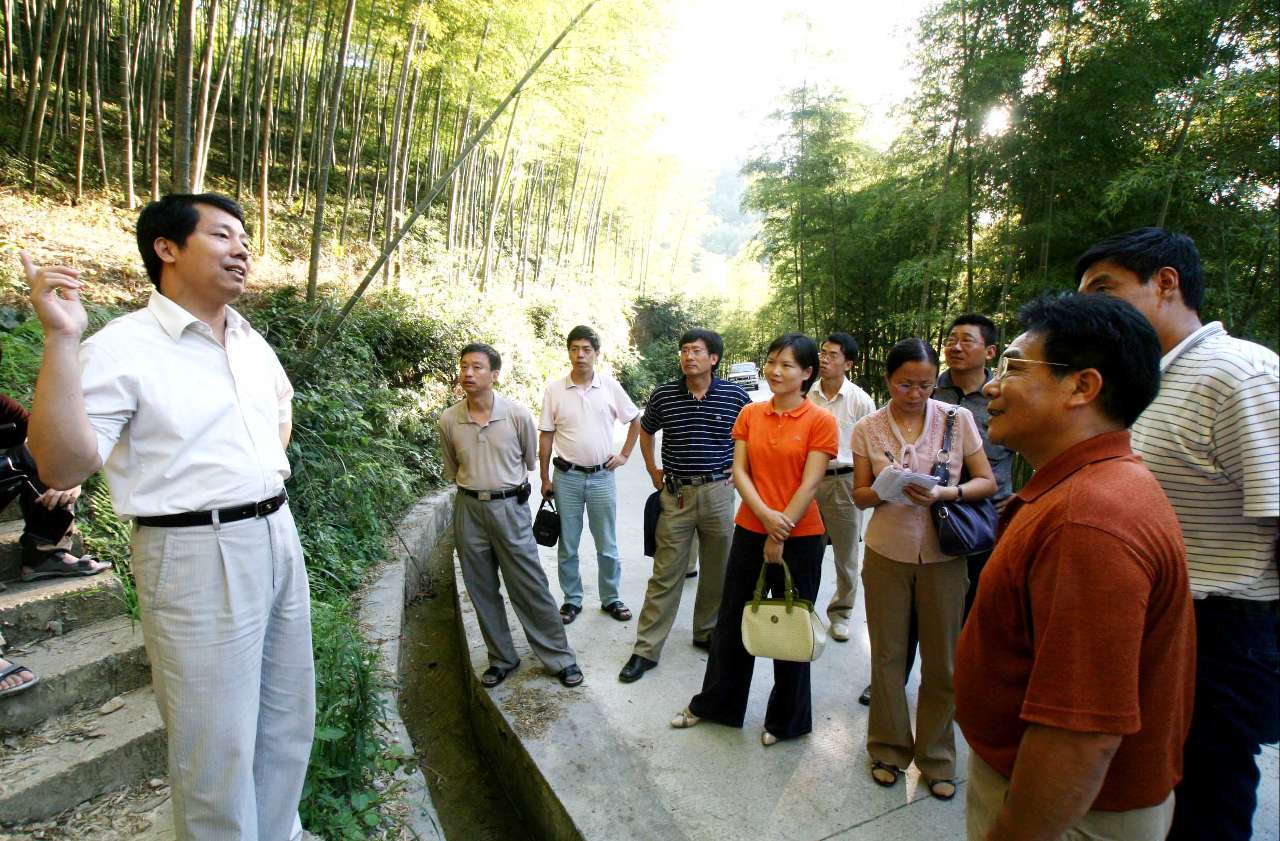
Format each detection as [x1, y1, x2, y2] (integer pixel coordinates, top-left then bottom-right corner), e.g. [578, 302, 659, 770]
[439, 343, 582, 688]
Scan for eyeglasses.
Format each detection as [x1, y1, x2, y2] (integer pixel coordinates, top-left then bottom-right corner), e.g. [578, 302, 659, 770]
[678, 347, 708, 358]
[818, 350, 843, 361]
[942, 336, 983, 349]
[993, 355, 1071, 382]
[890, 380, 936, 394]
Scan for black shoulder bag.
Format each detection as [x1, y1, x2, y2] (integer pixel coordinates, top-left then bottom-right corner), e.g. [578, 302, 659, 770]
[930, 408, 998, 556]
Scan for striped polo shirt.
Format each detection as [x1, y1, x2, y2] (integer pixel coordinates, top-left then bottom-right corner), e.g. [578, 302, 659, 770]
[640, 377, 751, 477]
[1130, 322, 1279, 601]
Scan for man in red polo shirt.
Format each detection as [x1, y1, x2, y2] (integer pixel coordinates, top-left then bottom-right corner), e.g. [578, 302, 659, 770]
[955, 293, 1194, 841]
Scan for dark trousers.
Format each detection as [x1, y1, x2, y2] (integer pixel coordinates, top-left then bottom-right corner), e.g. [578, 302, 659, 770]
[688, 527, 824, 740]
[1, 446, 73, 546]
[1167, 598, 1280, 841]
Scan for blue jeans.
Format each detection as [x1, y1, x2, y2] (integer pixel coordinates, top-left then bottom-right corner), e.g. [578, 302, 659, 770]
[553, 466, 622, 608]
[1167, 597, 1280, 841]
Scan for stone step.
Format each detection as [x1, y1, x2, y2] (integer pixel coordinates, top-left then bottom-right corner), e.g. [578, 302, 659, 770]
[0, 615, 150, 734]
[0, 685, 166, 824]
[0, 574, 126, 650]
[0, 520, 87, 584]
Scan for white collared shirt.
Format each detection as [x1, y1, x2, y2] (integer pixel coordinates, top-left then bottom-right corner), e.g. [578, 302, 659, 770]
[808, 377, 876, 466]
[79, 291, 294, 518]
[538, 370, 639, 467]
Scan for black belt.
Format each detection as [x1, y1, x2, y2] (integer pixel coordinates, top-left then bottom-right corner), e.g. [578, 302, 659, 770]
[460, 483, 528, 501]
[825, 465, 853, 476]
[1201, 595, 1280, 616]
[553, 456, 609, 474]
[669, 472, 729, 487]
[136, 491, 288, 528]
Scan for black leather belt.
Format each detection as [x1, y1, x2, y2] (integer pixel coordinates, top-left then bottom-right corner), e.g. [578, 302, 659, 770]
[825, 465, 853, 476]
[670, 472, 729, 487]
[460, 483, 528, 501]
[553, 456, 609, 474]
[136, 491, 288, 528]
[1201, 595, 1280, 616]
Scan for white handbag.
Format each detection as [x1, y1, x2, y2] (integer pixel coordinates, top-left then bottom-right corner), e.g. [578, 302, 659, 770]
[740, 560, 826, 663]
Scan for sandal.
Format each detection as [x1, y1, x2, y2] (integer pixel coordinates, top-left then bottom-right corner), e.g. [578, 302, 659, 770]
[559, 603, 582, 625]
[557, 664, 584, 688]
[481, 662, 518, 688]
[0, 661, 39, 698]
[601, 600, 632, 622]
[870, 760, 900, 787]
[670, 707, 701, 729]
[924, 777, 956, 800]
[21, 548, 110, 582]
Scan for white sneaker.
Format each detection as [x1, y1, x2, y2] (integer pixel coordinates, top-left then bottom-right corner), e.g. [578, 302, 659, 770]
[830, 621, 850, 642]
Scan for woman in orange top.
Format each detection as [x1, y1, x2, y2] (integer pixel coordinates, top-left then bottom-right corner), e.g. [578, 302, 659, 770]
[671, 334, 837, 745]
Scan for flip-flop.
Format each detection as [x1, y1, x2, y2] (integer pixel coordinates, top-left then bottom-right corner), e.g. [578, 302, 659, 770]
[559, 603, 582, 625]
[924, 777, 957, 800]
[557, 664, 584, 687]
[0, 662, 39, 698]
[481, 661, 519, 688]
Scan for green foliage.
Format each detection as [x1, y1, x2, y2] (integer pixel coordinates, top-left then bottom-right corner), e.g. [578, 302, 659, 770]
[617, 295, 721, 400]
[302, 601, 405, 840]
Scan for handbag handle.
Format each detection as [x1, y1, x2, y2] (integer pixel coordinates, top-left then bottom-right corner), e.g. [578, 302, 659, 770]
[538, 497, 557, 514]
[933, 408, 958, 487]
[750, 559, 797, 614]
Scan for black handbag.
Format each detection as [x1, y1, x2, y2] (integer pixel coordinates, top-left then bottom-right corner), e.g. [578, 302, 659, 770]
[930, 408, 997, 556]
[532, 497, 560, 547]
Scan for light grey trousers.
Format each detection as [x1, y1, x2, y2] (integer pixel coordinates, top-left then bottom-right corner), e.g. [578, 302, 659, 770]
[454, 491, 576, 673]
[814, 473, 864, 624]
[131, 504, 314, 841]
[633, 480, 735, 661]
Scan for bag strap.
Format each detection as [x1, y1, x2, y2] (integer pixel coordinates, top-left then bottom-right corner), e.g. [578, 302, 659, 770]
[538, 497, 556, 514]
[934, 408, 958, 487]
[750, 560, 797, 613]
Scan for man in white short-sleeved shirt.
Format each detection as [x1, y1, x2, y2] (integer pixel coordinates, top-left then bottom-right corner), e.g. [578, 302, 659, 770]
[1078, 227, 1279, 841]
[807, 332, 875, 642]
[538, 325, 640, 625]
[24, 194, 314, 841]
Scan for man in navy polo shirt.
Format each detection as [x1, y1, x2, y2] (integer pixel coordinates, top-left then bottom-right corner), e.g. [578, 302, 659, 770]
[619, 328, 751, 683]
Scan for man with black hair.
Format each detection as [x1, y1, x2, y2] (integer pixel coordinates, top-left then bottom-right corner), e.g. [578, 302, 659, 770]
[937, 313, 1012, 617]
[956, 293, 1194, 841]
[807, 332, 875, 642]
[620, 328, 750, 683]
[1078, 227, 1279, 841]
[441, 344, 582, 689]
[539, 325, 641, 625]
[23, 193, 315, 841]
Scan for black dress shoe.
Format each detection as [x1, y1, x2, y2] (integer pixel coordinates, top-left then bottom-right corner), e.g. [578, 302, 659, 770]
[691, 638, 711, 651]
[858, 683, 872, 706]
[618, 654, 658, 683]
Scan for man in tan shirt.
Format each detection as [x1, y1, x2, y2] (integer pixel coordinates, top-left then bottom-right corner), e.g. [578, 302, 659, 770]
[440, 343, 582, 688]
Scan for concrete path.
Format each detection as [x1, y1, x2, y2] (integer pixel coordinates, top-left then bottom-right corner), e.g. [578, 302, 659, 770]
[458, 387, 1279, 841]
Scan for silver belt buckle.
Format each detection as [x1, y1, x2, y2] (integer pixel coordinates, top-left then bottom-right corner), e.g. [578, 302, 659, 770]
[477, 490, 492, 501]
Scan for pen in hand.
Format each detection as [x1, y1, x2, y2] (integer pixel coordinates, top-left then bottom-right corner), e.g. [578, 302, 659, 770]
[883, 449, 899, 470]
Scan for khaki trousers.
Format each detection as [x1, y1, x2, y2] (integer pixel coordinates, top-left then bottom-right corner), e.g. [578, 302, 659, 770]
[862, 548, 966, 779]
[633, 479, 735, 660]
[967, 751, 1176, 841]
[813, 473, 863, 623]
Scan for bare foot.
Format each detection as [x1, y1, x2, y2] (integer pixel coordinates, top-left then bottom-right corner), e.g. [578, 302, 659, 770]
[0, 658, 36, 693]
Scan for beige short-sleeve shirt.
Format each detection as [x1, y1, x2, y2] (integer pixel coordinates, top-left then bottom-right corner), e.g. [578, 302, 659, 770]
[439, 394, 538, 492]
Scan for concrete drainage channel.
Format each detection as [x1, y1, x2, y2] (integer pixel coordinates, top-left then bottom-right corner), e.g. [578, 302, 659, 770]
[390, 490, 582, 841]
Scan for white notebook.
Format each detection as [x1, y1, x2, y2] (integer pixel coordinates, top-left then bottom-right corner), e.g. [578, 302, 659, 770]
[871, 467, 940, 505]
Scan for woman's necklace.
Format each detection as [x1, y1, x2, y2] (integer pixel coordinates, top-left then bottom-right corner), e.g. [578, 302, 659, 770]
[891, 405, 925, 438]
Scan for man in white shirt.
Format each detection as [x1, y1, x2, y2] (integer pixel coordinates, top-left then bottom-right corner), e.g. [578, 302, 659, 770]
[1078, 227, 1279, 841]
[24, 194, 313, 841]
[807, 332, 875, 642]
[538, 325, 641, 625]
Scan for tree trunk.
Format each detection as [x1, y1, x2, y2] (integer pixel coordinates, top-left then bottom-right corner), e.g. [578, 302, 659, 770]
[23, 0, 70, 180]
[305, 0, 358, 300]
[120, 0, 136, 206]
[172, 0, 196, 191]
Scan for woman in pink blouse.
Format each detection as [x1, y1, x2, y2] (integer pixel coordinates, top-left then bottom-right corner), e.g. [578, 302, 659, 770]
[851, 338, 996, 799]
